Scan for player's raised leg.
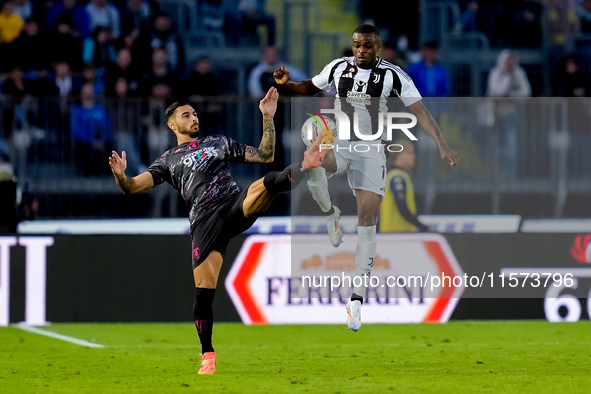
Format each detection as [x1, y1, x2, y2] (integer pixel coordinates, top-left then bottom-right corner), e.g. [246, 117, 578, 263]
[242, 132, 325, 218]
[306, 138, 343, 247]
[192, 251, 223, 374]
[347, 189, 381, 332]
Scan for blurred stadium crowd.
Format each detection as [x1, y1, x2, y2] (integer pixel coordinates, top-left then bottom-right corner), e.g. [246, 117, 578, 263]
[0, 0, 590, 224]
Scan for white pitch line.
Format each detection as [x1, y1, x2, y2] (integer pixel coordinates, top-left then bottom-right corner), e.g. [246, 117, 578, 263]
[16, 325, 105, 348]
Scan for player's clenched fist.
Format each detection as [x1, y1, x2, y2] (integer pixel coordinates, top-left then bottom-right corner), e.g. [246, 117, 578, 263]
[440, 146, 459, 167]
[273, 65, 290, 85]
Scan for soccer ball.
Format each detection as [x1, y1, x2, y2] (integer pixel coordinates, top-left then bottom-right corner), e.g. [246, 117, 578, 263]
[300, 116, 337, 147]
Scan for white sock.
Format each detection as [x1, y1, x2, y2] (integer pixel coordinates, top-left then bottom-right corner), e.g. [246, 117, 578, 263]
[306, 166, 332, 212]
[353, 225, 377, 297]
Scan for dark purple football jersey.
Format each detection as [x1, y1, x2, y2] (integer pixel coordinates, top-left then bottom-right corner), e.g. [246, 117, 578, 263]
[147, 135, 246, 228]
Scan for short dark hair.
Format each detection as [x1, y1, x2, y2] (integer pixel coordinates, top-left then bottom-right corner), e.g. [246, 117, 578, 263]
[352, 24, 380, 39]
[165, 100, 191, 121]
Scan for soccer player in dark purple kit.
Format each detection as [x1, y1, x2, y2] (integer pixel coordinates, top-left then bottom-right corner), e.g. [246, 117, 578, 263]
[109, 87, 323, 374]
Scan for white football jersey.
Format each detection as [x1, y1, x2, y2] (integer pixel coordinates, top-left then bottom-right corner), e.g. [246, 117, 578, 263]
[311, 56, 421, 139]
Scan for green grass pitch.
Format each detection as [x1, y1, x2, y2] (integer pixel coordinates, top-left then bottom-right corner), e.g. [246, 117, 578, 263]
[2, 321, 590, 393]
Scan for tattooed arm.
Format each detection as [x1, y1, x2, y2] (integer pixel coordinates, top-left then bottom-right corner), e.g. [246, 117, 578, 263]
[244, 87, 279, 163]
[109, 151, 155, 194]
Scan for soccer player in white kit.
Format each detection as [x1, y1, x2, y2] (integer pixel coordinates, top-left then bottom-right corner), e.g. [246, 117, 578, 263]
[274, 24, 459, 331]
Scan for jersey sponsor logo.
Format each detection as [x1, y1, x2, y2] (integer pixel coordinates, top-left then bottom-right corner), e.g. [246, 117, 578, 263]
[354, 80, 367, 93]
[341, 72, 354, 78]
[345, 90, 371, 105]
[180, 146, 218, 170]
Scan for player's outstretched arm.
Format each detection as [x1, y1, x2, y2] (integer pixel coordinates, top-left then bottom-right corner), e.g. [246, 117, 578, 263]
[273, 65, 322, 96]
[109, 150, 154, 194]
[408, 101, 459, 167]
[245, 87, 278, 163]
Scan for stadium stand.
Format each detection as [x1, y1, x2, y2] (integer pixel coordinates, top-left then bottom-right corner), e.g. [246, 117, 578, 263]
[0, 0, 590, 221]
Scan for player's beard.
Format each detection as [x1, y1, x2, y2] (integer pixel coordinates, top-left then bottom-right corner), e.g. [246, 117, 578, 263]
[182, 125, 200, 139]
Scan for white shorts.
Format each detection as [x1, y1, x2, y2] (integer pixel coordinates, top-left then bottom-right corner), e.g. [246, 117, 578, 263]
[326, 140, 387, 198]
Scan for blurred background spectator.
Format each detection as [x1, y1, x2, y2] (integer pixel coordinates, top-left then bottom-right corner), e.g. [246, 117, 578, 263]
[71, 82, 113, 176]
[248, 46, 307, 99]
[0, 0, 24, 68]
[0, 0, 23, 43]
[105, 47, 140, 96]
[2, 66, 44, 165]
[380, 40, 407, 69]
[140, 81, 174, 166]
[83, 26, 118, 69]
[487, 49, 532, 180]
[47, 14, 84, 73]
[12, 0, 36, 22]
[85, 0, 121, 38]
[134, 12, 184, 75]
[119, 0, 152, 40]
[9, 18, 48, 74]
[379, 140, 430, 233]
[225, 0, 275, 46]
[141, 48, 176, 96]
[406, 41, 449, 97]
[74, 62, 105, 95]
[178, 56, 221, 97]
[107, 77, 142, 175]
[486, 49, 532, 97]
[47, 0, 91, 38]
[52, 61, 76, 99]
[177, 57, 223, 135]
[200, 0, 225, 32]
[455, 0, 480, 33]
[553, 54, 590, 97]
[2, 67, 39, 124]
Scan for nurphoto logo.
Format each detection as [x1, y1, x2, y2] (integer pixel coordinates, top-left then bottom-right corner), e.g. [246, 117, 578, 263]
[301, 108, 418, 153]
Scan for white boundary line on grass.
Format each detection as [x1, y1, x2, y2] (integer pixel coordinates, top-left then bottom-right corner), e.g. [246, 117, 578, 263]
[16, 325, 105, 348]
